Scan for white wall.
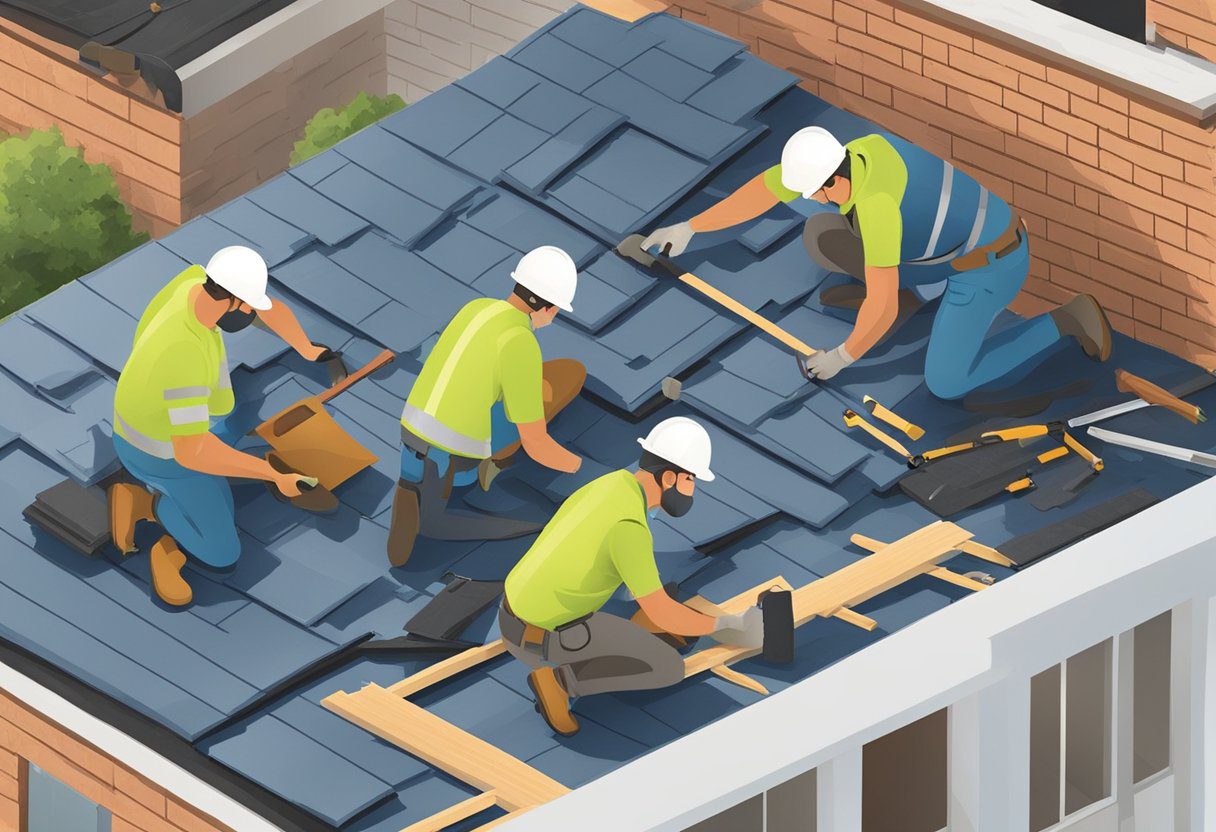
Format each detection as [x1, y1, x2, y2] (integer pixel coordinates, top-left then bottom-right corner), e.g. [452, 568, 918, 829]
[385, 0, 576, 103]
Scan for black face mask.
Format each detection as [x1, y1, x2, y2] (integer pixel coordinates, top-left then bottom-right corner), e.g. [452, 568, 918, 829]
[216, 306, 256, 333]
[660, 482, 694, 517]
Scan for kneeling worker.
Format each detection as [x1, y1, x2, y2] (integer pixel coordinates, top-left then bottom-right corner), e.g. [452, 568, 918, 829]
[109, 246, 327, 606]
[388, 246, 587, 566]
[500, 416, 763, 736]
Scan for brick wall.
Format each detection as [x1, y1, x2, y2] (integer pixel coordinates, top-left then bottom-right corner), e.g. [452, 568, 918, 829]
[180, 12, 388, 225]
[665, 0, 1216, 364]
[0, 19, 184, 237]
[385, 0, 575, 101]
[0, 691, 229, 832]
[1150, 0, 1216, 62]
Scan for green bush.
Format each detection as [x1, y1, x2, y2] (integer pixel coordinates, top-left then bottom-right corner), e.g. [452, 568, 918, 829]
[0, 127, 147, 318]
[291, 92, 407, 165]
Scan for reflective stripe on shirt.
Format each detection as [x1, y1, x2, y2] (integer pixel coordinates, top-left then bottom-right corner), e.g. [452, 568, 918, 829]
[401, 404, 492, 458]
[164, 386, 211, 401]
[420, 303, 515, 415]
[115, 414, 175, 459]
[920, 160, 954, 260]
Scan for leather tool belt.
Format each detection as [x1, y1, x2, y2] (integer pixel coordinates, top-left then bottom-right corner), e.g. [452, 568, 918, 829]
[401, 424, 480, 498]
[950, 214, 1025, 273]
[502, 598, 592, 651]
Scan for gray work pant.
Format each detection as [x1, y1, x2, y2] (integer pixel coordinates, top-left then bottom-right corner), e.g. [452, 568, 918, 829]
[499, 603, 684, 698]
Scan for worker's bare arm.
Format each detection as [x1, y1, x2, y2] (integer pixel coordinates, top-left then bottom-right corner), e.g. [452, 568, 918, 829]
[637, 588, 717, 637]
[844, 265, 900, 360]
[688, 173, 781, 233]
[172, 433, 304, 496]
[518, 419, 582, 474]
[257, 298, 325, 360]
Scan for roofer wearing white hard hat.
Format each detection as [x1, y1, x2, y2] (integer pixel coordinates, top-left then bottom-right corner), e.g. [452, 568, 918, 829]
[109, 246, 333, 606]
[643, 126, 1113, 401]
[387, 246, 587, 567]
[500, 416, 763, 736]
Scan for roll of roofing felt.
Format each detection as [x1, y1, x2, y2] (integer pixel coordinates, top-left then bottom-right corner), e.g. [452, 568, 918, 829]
[760, 588, 794, 665]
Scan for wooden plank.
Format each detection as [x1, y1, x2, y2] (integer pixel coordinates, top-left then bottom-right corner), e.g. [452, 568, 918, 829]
[679, 272, 817, 356]
[684, 522, 972, 677]
[387, 641, 507, 698]
[927, 567, 990, 592]
[683, 595, 725, 616]
[830, 606, 878, 631]
[711, 665, 770, 695]
[323, 685, 569, 811]
[958, 541, 1015, 568]
[399, 791, 499, 832]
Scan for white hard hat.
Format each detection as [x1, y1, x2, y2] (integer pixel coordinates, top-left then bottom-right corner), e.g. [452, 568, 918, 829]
[511, 245, 577, 313]
[204, 246, 272, 311]
[637, 416, 715, 482]
[780, 126, 847, 198]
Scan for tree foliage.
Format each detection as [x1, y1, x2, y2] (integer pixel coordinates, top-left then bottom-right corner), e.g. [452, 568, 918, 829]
[290, 92, 407, 165]
[0, 127, 147, 317]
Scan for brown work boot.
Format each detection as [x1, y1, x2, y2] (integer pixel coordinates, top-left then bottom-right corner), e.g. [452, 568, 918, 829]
[150, 536, 192, 607]
[386, 482, 421, 567]
[527, 667, 579, 737]
[1050, 294, 1112, 362]
[108, 483, 155, 555]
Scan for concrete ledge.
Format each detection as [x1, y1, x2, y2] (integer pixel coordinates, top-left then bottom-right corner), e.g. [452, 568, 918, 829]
[904, 0, 1216, 122]
[177, 0, 397, 118]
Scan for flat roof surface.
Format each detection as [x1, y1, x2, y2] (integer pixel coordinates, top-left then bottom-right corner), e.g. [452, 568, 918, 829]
[1, 6, 1214, 830]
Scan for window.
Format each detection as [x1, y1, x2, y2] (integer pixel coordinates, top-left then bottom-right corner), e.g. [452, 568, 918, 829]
[1031, 1, 1146, 43]
[680, 769, 817, 832]
[863, 710, 947, 832]
[24, 763, 111, 832]
[1029, 639, 1114, 831]
[1133, 611, 1171, 783]
[684, 795, 763, 832]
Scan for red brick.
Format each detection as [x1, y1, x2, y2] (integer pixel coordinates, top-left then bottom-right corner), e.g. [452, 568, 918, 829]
[1075, 186, 1098, 213]
[947, 87, 1016, 132]
[846, 0, 895, 21]
[1099, 130, 1184, 178]
[922, 36, 948, 62]
[115, 767, 166, 817]
[1046, 173, 1074, 202]
[1069, 136, 1099, 167]
[902, 49, 922, 74]
[1043, 106, 1097, 145]
[86, 78, 130, 119]
[0, 696, 112, 786]
[167, 799, 227, 832]
[1091, 260, 1187, 314]
[833, 1, 867, 31]
[1047, 220, 1099, 258]
[954, 136, 1046, 192]
[1098, 87, 1129, 114]
[1188, 205, 1216, 236]
[1133, 296, 1162, 327]
[1162, 176, 1212, 210]
[1162, 309, 1216, 350]
[1070, 96, 1129, 136]
[1099, 149, 1133, 180]
[1018, 74, 1069, 111]
[1049, 264, 1134, 317]
[1125, 118, 1163, 151]
[1046, 67, 1097, 100]
[863, 75, 892, 105]
[1098, 194, 1155, 236]
[0, 794, 18, 832]
[1157, 216, 1189, 249]
[130, 101, 182, 142]
[1133, 166, 1163, 194]
[1001, 87, 1041, 121]
[1184, 161, 1213, 187]
[836, 66, 864, 95]
[837, 26, 903, 66]
[0, 750, 14, 780]
[925, 58, 1002, 103]
[1135, 321, 1190, 356]
[893, 8, 971, 48]
[1018, 115, 1067, 152]
[870, 54, 947, 105]
[948, 44, 1018, 87]
[1162, 132, 1214, 165]
[971, 39, 1047, 80]
[0, 774, 16, 802]
[895, 90, 1004, 150]
[867, 13, 920, 50]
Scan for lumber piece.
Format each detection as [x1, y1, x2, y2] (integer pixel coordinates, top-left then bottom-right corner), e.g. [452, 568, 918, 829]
[679, 271, 817, 357]
[400, 791, 499, 832]
[830, 606, 877, 631]
[711, 665, 770, 695]
[388, 640, 507, 698]
[323, 685, 569, 811]
[957, 541, 1015, 567]
[927, 567, 990, 592]
[683, 595, 725, 616]
[685, 522, 972, 677]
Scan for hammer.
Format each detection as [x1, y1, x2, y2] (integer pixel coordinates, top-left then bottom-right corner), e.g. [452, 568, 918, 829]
[615, 234, 819, 374]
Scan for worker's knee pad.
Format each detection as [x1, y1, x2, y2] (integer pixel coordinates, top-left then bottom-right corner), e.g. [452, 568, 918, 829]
[201, 528, 242, 570]
[653, 645, 686, 688]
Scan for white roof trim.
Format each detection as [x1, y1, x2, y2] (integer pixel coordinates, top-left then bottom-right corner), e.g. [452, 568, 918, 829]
[508, 473, 1216, 832]
[0, 660, 286, 832]
[176, 0, 396, 118]
[906, 0, 1216, 120]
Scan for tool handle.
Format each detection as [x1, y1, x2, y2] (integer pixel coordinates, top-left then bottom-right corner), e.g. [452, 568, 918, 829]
[863, 395, 925, 441]
[677, 272, 818, 357]
[1115, 369, 1202, 424]
[317, 348, 395, 405]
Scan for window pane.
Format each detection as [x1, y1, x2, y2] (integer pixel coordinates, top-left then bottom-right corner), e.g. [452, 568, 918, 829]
[768, 768, 816, 832]
[1029, 665, 1062, 832]
[1065, 639, 1113, 815]
[26, 763, 111, 832]
[862, 709, 946, 832]
[1133, 611, 1171, 782]
[683, 794, 762, 832]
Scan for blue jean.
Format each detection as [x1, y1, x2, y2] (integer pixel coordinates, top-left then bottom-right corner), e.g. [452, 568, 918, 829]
[112, 423, 241, 568]
[923, 235, 1063, 400]
[399, 402, 520, 488]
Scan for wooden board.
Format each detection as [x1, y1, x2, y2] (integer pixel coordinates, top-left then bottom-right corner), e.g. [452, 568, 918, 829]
[399, 791, 498, 832]
[684, 522, 973, 677]
[927, 567, 991, 592]
[323, 685, 569, 811]
[388, 641, 507, 698]
[711, 665, 769, 695]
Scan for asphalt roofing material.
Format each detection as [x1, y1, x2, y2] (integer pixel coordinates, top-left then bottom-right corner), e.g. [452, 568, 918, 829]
[2, 6, 1215, 831]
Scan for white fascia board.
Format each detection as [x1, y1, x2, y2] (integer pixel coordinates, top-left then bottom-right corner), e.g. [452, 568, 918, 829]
[905, 0, 1216, 120]
[509, 474, 1216, 832]
[176, 0, 397, 118]
[0, 661, 285, 832]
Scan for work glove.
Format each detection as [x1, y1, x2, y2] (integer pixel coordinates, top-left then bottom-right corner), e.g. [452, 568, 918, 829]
[642, 221, 695, 258]
[804, 344, 855, 381]
[709, 605, 763, 650]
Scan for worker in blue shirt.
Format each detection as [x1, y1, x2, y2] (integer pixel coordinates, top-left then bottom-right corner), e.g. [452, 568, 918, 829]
[644, 127, 1113, 400]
